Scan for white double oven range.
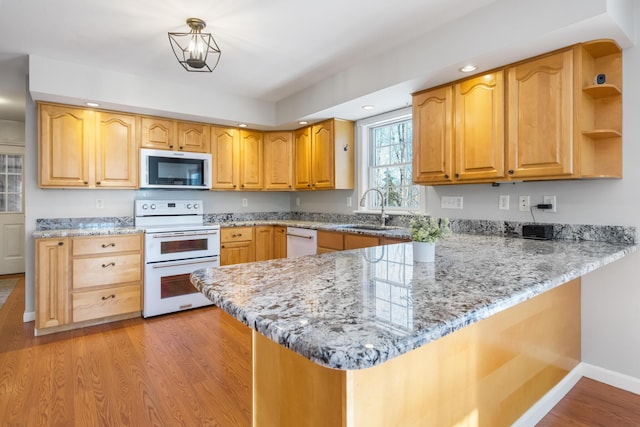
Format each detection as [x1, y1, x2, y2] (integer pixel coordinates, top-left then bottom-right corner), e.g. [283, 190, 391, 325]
[134, 199, 219, 317]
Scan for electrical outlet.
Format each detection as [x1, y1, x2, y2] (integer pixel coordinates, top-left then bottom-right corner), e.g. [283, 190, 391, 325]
[242, 198, 248, 207]
[95, 199, 104, 209]
[296, 197, 300, 207]
[499, 195, 510, 210]
[519, 195, 530, 212]
[347, 197, 352, 207]
[543, 195, 557, 213]
[441, 196, 463, 209]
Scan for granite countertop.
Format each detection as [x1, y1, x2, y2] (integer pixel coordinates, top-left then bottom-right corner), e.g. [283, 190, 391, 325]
[191, 234, 637, 371]
[32, 226, 142, 239]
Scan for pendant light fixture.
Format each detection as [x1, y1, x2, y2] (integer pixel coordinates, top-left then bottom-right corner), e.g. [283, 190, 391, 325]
[168, 18, 221, 72]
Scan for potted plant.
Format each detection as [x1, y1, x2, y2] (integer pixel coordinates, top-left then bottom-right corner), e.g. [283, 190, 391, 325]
[409, 214, 449, 262]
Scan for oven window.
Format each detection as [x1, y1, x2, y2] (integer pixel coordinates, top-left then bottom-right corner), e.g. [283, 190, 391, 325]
[160, 273, 199, 299]
[160, 238, 208, 254]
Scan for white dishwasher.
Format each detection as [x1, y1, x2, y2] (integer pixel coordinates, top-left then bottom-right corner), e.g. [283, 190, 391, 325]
[286, 227, 317, 257]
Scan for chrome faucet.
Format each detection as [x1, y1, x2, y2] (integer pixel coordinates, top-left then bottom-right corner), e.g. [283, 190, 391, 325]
[360, 188, 388, 226]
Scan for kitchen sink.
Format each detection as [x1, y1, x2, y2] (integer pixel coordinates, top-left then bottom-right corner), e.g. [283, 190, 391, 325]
[335, 224, 401, 231]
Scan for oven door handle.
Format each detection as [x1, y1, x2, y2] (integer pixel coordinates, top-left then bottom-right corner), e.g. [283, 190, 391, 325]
[151, 231, 218, 239]
[150, 258, 218, 269]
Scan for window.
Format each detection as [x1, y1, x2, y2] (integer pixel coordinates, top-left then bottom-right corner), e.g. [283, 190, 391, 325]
[0, 153, 23, 213]
[358, 107, 421, 212]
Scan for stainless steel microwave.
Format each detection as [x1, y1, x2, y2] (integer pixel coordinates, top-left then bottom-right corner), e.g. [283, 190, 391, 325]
[140, 148, 212, 190]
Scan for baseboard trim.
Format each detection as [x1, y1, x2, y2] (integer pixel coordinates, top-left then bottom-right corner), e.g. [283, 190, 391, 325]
[512, 364, 584, 427]
[582, 363, 640, 396]
[23, 311, 35, 322]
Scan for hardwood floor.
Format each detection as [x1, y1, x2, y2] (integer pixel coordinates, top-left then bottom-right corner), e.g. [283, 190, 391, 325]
[2, 274, 640, 427]
[0, 275, 252, 427]
[537, 377, 640, 426]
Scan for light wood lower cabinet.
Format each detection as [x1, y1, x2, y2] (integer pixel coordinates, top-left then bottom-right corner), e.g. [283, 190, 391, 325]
[35, 233, 143, 336]
[255, 226, 274, 261]
[220, 227, 255, 266]
[273, 226, 287, 259]
[317, 230, 410, 252]
[35, 238, 69, 330]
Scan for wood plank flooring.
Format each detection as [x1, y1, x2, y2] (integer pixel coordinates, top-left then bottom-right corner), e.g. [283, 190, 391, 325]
[2, 274, 640, 426]
[0, 275, 252, 427]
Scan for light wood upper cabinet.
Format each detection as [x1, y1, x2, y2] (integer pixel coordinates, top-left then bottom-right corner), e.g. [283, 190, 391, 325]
[211, 126, 239, 190]
[454, 71, 505, 181]
[294, 127, 312, 190]
[239, 129, 263, 190]
[140, 116, 176, 150]
[39, 104, 93, 187]
[177, 121, 210, 153]
[39, 103, 138, 189]
[264, 131, 293, 191]
[412, 86, 453, 184]
[295, 119, 354, 190]
[507, 49, 575, 179]
[412, 39, 622, 185]
[95, 112, 138, 188]
[35, 237, 69, 331]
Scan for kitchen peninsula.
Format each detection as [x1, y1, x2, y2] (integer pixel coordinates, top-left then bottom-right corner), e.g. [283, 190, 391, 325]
[191, 233, 636, 426]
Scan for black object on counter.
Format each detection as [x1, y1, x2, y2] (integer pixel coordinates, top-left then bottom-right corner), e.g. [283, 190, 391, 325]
[523, 224, 554, 240]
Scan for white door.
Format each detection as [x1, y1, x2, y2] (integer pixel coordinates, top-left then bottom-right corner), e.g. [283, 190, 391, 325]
[0, 145, 25, 274]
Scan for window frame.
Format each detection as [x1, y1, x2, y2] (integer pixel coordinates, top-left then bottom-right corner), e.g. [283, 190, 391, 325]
[356, 107, 424, 214]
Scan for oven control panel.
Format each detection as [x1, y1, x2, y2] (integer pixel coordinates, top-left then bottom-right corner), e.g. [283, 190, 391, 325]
[135, 199, 203, 216]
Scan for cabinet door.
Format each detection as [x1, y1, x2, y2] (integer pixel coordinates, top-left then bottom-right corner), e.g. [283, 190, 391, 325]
[140, 117, 176, 150]
[264, 132, 293, 191]
[177, 121, 210, 153]
[412, 86, 454, 184]
[311, 120, 335, 189]
[39, 104, 93, 187]
[35, 238, 69, 330]
[239, 130, 264, 190]
[507, 49, 574, 178]
[220, 241, 255, 266]
[273, 226, 287, 259]
[454, 72, 505, 181]
[294, 127, 313, 190]
[211, 126, 239, 190]
[95, 112, 138, 188]
[255, 226, 274, 261]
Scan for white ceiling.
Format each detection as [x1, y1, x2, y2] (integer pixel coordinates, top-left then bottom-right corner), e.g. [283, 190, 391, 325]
[0, 0, 635, 127]
[0, 0, 499, 123]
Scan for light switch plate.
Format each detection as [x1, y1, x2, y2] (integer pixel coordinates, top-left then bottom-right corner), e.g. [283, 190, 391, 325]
[441, 196, 463, 209]
[499, 195, 510, 210]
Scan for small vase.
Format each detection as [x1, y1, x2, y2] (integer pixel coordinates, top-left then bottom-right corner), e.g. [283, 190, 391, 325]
[412, 241, 435, 263]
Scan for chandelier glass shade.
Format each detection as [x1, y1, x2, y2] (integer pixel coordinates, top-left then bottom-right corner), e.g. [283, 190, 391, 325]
[168, 18, 221, 72]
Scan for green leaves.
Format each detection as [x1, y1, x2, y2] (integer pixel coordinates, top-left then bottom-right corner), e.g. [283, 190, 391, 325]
[409, 215, 450, 243]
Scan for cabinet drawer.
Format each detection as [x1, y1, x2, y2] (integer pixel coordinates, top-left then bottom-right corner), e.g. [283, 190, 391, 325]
[72, 234, 142, 256]
[72, 284, 141, 323]
[317, 231, 344, 250]
[221, 227, 254, 243]
[72, 254, 142, 289]
[344, 234, 379, 250]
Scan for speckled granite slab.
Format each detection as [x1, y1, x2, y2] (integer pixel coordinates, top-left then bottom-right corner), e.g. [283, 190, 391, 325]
[191, 234, 636, 370]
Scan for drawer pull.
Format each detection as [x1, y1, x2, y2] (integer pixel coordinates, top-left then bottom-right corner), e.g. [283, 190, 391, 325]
[233, 233, 242, 238]
[101, 294, 116, 300]
[101, 243, 116, 248]
[102, 262, 116, 268]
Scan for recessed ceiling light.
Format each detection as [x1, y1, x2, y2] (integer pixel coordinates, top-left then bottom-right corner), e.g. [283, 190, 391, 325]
[362, 105, 374, 110]
[459, 65, 477, 73]
[238, 123, 248, 128]
[85, 102, 99, 107]
[298, 121, 308, 125]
